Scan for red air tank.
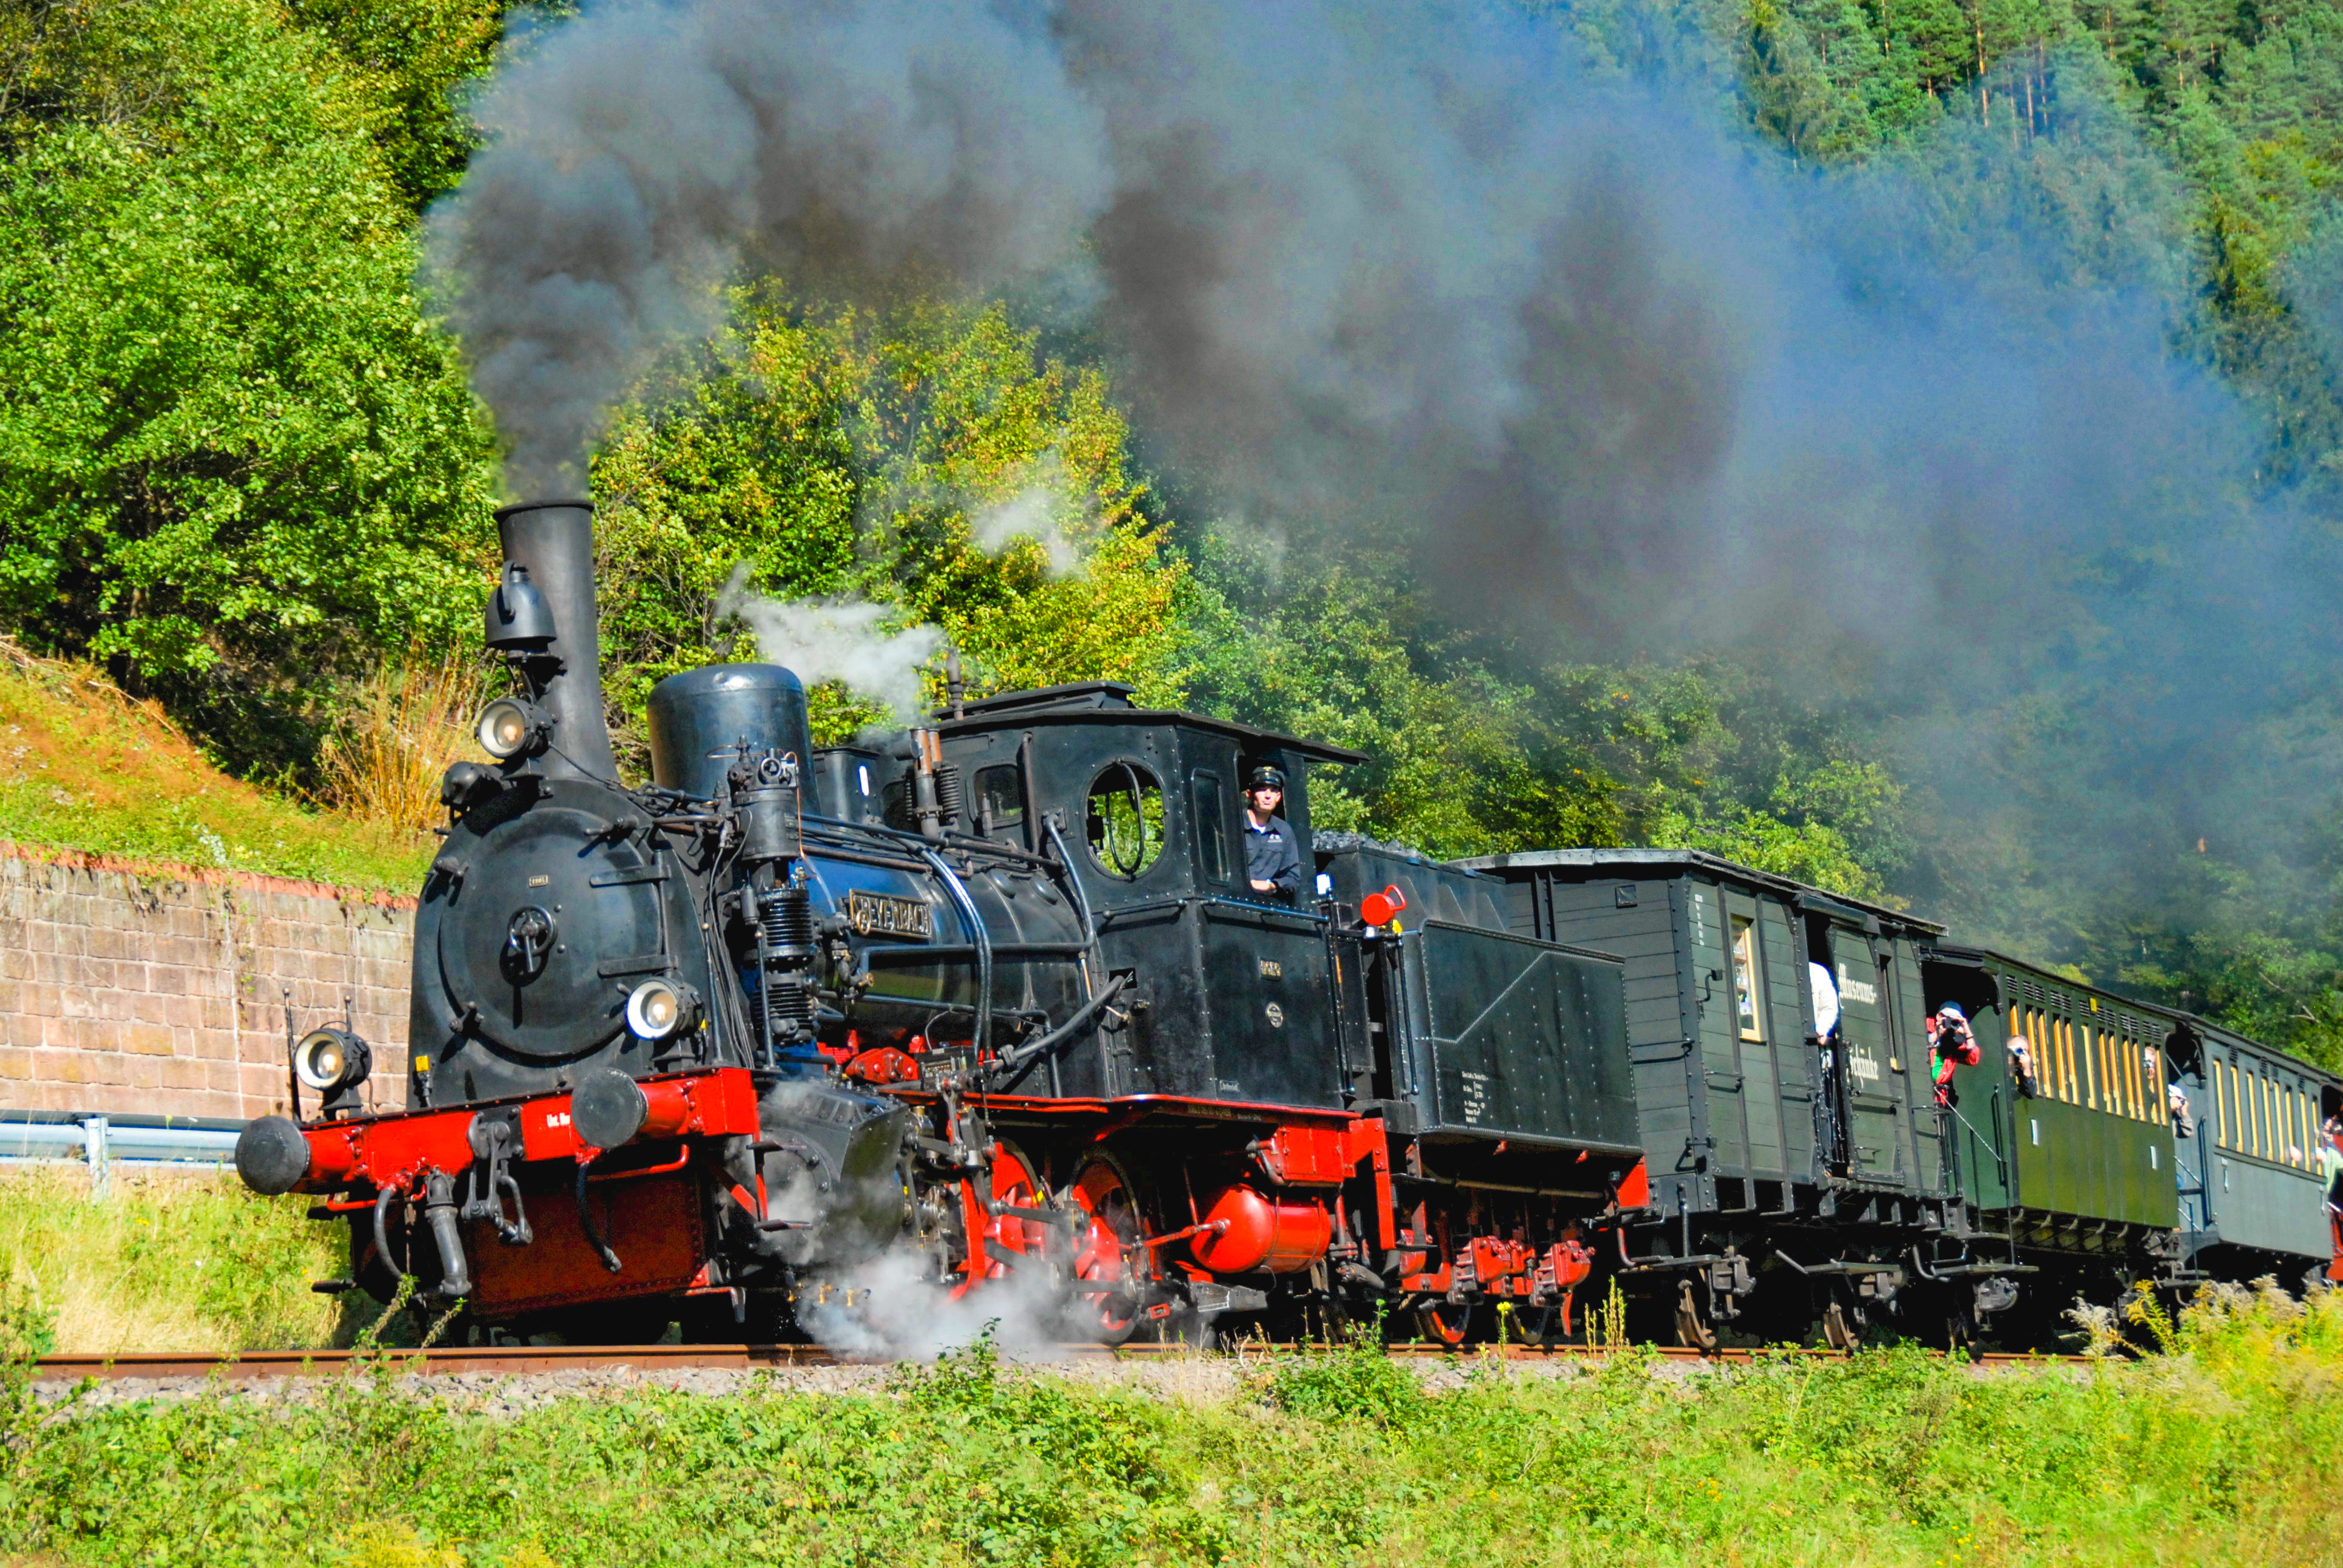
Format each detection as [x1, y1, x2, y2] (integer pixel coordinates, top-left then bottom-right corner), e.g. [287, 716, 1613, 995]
[1190, 1186, 1332, 1275]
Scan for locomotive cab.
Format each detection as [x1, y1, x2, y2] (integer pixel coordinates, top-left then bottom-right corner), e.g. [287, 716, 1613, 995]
[916, 680, 1368, 1106]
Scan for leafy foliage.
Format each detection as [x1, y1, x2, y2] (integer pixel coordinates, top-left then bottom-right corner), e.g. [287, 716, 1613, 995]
[0, 0, 497, 774]
[591, 292, 1190, 748]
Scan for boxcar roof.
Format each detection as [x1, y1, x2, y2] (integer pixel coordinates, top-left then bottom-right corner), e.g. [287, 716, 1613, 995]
[1450, 846, 1942, 935]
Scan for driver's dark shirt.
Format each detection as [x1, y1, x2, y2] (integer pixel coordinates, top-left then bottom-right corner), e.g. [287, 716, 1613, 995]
[1245, 814, 1300, 898]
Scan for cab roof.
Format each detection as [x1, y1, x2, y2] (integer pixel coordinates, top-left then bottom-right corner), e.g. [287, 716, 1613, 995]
[934, 681, 1369, 766]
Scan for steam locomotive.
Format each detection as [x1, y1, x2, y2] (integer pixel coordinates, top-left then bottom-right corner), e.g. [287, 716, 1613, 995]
[234, 501, 2343, 1349]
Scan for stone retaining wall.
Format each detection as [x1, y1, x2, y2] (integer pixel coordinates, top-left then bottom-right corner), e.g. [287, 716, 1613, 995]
[0, 843, 415, 1121]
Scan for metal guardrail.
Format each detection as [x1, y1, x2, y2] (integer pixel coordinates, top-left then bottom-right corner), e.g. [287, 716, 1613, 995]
[0, 1111, 244, 1194]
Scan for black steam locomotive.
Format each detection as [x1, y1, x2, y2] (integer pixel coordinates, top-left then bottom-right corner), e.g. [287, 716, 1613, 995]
[235, 501, 2342, 1348]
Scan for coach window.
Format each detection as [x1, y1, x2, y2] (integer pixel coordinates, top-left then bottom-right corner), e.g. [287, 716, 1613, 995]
[1731, 917, 1764, 1042]
[2123, 1033, 2145, 1120]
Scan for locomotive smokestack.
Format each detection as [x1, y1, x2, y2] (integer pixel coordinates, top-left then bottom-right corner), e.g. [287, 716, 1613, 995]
[491, 500, 618, 782]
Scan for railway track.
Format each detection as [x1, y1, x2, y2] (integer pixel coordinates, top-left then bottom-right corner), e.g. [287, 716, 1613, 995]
[32, 1341, 2088, 1381]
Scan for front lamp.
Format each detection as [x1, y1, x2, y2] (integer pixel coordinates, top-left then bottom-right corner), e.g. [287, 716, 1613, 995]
[476, 697, 550, 760]
[293, 1027, 371, 1093]
[626, 978, 698, 1041]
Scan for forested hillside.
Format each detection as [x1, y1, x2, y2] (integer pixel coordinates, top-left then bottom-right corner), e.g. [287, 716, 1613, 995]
[6, 0, 2343, 1067]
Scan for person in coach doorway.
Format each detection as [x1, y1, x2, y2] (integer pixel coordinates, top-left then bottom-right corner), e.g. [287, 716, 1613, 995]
[1242, 765, 1302, 901]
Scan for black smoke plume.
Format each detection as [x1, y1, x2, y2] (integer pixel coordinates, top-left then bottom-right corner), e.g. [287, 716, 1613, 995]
[431, 0, 2343, 947]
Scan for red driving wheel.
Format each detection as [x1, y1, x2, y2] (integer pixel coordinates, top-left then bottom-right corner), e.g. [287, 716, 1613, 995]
[1067, 1154, 1148, 1345]
[951, 1141, 1048, 1299]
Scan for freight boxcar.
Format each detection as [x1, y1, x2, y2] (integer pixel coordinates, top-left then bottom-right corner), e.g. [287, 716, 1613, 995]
[1453, 849, 1991, 1346]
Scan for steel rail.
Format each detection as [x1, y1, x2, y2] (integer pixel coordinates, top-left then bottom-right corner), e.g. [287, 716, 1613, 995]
[31, 1341, 2089, 1381]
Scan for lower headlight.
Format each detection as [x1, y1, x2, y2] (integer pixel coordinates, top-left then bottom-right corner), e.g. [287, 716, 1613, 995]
[293, 1027, 370, 1093]
[626, 978, 697, 1040]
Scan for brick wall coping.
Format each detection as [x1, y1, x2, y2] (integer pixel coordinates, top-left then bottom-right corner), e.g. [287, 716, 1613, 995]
[0, 838, 419, 911]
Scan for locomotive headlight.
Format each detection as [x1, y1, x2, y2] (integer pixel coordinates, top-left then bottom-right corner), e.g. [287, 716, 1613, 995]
[476, 697, 549, 760]
[292, 1027, 370, 1093]
[626, 978, 696, 1040]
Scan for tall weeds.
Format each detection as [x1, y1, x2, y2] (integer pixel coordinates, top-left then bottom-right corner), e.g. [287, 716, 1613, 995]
[315, 648, 487, 833]
[0, 1168, 353, 1353]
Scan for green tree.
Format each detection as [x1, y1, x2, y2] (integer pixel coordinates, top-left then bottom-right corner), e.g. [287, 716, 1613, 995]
[589, 291, 1190, 749]
[283, 0, 511, 209]
[0, 0, 497, 773]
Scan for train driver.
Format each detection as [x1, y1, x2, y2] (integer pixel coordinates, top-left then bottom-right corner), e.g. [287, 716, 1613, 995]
[1242, 765, 1302, 902]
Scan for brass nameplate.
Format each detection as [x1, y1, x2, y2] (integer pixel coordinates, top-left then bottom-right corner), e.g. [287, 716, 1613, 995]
[845, 889, 934, 941]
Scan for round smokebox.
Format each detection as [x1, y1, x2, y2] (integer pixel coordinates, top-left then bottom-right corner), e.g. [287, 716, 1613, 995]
[647, 664, 815, 804]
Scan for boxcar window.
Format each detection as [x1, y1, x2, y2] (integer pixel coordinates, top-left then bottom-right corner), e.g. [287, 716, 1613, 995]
[1191, 771, 1229, 883]
[1731, 918, 1764, 1042]
[974, 765, 1024, 832]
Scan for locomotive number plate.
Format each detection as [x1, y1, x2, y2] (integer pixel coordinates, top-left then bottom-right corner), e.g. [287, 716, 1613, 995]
[845, 889, 934, 940]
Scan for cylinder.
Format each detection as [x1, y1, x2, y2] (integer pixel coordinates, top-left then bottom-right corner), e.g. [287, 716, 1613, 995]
[1190, 1186, 1332, 1275]
[647, 664, 815, 801]
[493, 501, 618, 782]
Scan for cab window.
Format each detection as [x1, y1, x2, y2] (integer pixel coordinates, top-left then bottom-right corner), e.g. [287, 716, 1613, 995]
[974, 765, 1024, 836]
[1191, 771, 1230, 883]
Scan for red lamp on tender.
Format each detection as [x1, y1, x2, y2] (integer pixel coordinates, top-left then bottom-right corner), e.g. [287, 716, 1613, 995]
[1359, 884, 1407, 928]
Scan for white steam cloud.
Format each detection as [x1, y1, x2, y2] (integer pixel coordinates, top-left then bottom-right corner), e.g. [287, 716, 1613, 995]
[965, 452, 1085, 577]
[715, 569, 943, 717]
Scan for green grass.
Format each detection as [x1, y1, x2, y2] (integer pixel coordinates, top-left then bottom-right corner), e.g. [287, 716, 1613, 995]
[2, 1289, 2340, 1566]
[0, 1169, 360, 1356]
[0, 640, 434, 892]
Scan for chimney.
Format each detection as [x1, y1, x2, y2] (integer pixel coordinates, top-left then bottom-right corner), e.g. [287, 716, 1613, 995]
[490, 500, 618, 782]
